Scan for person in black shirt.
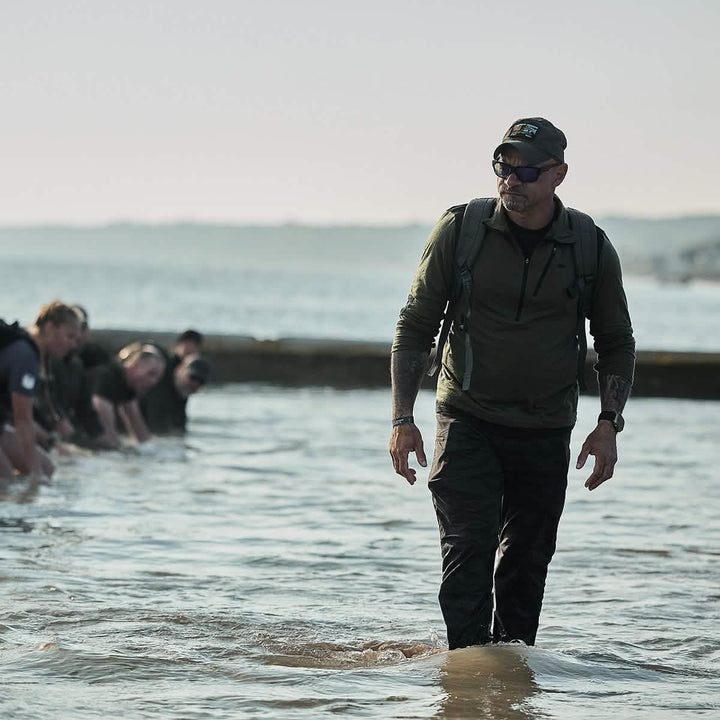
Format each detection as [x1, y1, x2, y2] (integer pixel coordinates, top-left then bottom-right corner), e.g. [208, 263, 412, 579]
[90, 343, 166, 449]
[172, 329, 203, 361]
[0, 302, 80, 480]
[34, 305, 108, 449]
[140, 354, 211, 434]
[73, 306, 111, 371]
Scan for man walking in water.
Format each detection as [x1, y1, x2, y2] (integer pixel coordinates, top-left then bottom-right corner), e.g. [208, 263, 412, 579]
[389, 118, 635, 649]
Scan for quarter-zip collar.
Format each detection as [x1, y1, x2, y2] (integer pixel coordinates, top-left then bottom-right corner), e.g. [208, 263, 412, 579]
[484, 196, 576, 245]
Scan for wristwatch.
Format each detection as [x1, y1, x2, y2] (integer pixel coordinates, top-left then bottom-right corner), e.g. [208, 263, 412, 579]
[598, 411, 624, 433]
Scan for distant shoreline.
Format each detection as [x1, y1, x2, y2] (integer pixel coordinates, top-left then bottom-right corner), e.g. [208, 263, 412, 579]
[89, 329, 720, 401]
[2, 217, 719, 283]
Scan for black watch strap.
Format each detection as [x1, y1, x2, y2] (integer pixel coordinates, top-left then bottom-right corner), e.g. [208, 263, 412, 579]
[598, 411, 624, 433]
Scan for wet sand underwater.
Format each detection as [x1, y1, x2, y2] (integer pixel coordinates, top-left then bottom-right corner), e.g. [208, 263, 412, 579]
[1, 386, 718, 719]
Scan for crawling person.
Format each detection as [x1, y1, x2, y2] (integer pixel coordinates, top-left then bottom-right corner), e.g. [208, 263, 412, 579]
[140, 354, 211, 434]
[172, 329, 203, 361]
[89, 343, 166, 449]
[0, 301, 81, 480]
[37, 305, 105, 448]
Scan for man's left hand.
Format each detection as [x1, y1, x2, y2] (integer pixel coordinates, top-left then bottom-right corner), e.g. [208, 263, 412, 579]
[576, 422, 618, 491]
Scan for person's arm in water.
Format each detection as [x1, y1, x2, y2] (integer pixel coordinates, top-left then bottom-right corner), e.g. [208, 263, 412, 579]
[92, 395, 122, 449]
[54, 417, 75, 441]
[389, 350, 430, 485]
[33, 420, 54, 450]
[118, 399, 152, 443]
[10, 393, 46, 477]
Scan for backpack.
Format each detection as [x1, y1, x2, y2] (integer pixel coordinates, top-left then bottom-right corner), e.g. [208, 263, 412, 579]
[427, 198, 601, 392]
[0, 320, 39, 357]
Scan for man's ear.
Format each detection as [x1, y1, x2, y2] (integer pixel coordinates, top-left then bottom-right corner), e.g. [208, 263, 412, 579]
[553, 163, 568, 188]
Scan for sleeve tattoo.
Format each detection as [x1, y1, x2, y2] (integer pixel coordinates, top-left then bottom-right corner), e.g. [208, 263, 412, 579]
[391, 350, 430, 419]
[599, 373, 632, 414]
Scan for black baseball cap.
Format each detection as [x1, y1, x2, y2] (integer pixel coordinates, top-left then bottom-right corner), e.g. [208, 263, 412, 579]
[494, 117, 567, 164]
[186, 356, 211, 384]
[177, 329, 203, 346]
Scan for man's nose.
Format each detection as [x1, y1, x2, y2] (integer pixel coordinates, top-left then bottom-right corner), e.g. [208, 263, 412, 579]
[504, 169, 522, 187]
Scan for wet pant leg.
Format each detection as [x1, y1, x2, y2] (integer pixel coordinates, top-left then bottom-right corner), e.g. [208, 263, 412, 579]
[492, 432, 570, 645]
[429, 411, 503, 650]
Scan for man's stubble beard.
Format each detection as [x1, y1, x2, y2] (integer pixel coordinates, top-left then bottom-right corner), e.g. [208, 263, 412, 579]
[500, 192, 528, 213]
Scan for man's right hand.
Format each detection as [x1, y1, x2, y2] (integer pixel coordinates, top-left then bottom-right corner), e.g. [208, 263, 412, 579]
[389, 423, 427, 485]
[55, 418, 75, 440]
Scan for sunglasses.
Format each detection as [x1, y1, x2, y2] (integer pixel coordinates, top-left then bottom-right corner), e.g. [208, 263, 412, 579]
[189, 374, 205, 385]
[492, 160, 561, 183]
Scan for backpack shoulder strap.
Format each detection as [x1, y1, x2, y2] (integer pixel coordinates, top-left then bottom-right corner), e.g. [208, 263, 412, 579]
[567, 208, 599, 318]
[566, 208, 600, 390]
[456, 197, 496, 270]
[0, 319, 39, 356]
[428, 198, 496, 383]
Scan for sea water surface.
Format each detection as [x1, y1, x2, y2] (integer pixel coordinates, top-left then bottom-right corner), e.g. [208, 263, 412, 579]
[2, 388, 718, 719]
[1, 228, 719, 717]
[1, 256, 720, 352]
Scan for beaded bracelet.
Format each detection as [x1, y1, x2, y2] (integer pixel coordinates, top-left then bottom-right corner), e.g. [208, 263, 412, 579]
[392, 415, 414, 427]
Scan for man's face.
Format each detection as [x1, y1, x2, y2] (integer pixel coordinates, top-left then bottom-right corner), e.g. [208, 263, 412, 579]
[496, 147, 566, 215]
[174, 359, 205, 398]
[174, 340, 201, 359]
[46, 319, 82, 358]
[126, 355, 166, 393]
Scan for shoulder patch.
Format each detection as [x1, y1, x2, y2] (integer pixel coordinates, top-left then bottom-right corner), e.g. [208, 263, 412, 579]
[21, 373, 36, 390]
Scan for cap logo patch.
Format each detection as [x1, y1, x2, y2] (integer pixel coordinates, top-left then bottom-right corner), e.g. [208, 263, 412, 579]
[21, 373, 36, 390]
[509, 123, 539, 140]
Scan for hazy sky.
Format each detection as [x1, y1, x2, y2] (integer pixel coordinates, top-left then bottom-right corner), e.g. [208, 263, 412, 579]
[2, 0, 718, 224]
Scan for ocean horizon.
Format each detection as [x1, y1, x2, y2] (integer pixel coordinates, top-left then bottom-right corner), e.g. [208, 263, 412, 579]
[2, 220, 720, 353]
[2, 211, 720, 278]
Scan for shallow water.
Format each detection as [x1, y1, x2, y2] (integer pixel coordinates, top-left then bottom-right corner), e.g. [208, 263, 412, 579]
[1, 386, 718, 718]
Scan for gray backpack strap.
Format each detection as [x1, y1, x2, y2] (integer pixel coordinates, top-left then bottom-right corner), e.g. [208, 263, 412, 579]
[428, 198, 496, 390]
[567, 207, 599, 391]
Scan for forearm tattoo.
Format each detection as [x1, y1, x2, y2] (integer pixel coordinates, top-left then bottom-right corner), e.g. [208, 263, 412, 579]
[391, 350, 430, 418]
[599, 373, 632, 414]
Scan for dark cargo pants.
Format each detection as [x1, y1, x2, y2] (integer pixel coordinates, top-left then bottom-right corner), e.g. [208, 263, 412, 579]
[429, 407, 570, 649]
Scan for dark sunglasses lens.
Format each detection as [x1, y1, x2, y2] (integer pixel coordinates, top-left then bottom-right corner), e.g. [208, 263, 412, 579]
[492, 161, 541, 183]
[514, 167, 541, 183]
[189, 375, 205, 384]
[493, 161, 509, 178]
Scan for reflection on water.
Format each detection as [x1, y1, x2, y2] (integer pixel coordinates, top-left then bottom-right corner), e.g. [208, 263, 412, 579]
[1, 387, 719, 719]
[437, 646, 542, 720]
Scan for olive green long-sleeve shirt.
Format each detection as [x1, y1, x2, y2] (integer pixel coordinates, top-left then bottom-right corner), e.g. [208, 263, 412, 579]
[392, 197, 635, 429]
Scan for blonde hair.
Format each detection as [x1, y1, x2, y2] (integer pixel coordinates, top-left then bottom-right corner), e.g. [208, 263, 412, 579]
[118, 342, 166, 366]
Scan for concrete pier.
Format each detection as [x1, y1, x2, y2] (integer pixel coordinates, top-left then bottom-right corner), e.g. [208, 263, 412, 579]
[90, 329, 720, 400]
